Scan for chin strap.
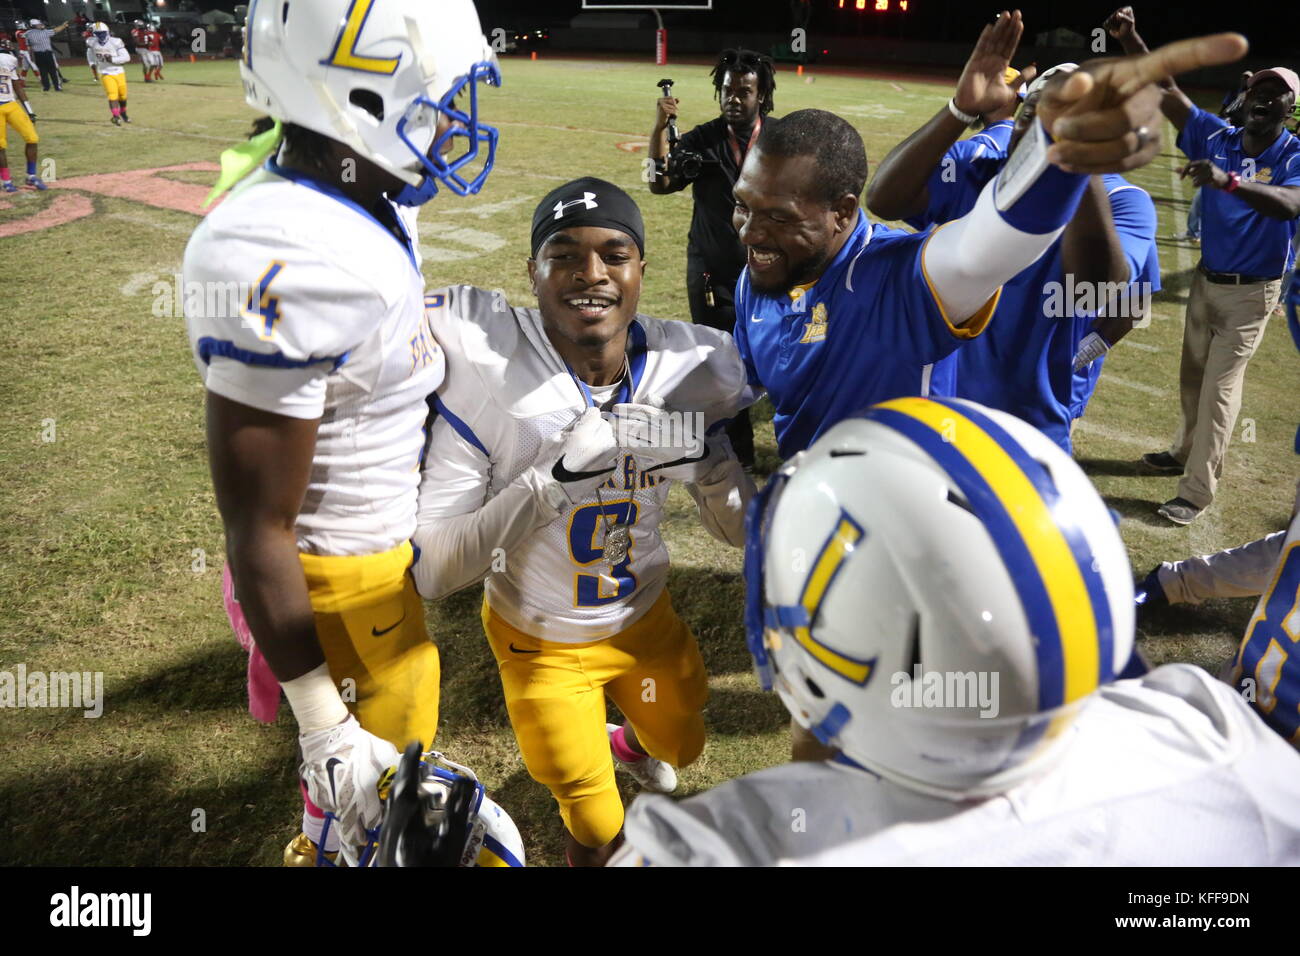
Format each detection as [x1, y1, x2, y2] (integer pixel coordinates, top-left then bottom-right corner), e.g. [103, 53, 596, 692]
[203, 120, 282, 208]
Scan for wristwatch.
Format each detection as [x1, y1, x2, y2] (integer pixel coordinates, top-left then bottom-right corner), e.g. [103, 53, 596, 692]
[1223, 171, 1242, 193]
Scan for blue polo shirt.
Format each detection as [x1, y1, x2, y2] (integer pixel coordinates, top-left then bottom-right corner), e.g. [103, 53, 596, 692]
[904, 123, 1012, 232]
[733, 210, 992, 459]
[903, 129, 1161, 451]
[1178, 106, 1300, 276]
[958, 177, 1160, 451]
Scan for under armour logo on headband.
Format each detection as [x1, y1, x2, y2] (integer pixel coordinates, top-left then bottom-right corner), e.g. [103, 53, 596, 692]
[553, 192, 599, 219]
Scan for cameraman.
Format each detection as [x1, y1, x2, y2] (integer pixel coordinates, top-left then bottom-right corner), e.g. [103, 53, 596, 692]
[649, 48, 776, 471]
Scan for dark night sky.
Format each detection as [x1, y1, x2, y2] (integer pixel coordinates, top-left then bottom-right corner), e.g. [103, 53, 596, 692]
[473, 1, 1300, 56]
[33, 2, 1298, 57]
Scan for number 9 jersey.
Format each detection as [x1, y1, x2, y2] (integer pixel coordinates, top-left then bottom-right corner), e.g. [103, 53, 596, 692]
[414, 285, 752, 642]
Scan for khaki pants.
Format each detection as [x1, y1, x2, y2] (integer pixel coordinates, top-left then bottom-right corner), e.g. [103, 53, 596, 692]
[1169, 269, 1280, 509]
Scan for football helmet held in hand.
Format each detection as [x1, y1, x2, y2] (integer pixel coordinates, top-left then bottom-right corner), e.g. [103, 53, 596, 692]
[299, 714, 399, 852]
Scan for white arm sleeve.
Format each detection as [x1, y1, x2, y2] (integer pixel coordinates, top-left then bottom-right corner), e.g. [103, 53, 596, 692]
[411, 418, 568, 601]
[686, 453, 756, 548]
[112, 40, 130, 64]
[922, 118, 1086, 323]
[1158, 532, 1288, 605]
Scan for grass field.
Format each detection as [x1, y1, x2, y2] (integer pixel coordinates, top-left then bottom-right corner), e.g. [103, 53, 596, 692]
[1, 54, 1295, 867]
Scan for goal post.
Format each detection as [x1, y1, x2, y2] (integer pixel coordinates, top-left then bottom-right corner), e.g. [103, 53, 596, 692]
[579, 1, 714, 65]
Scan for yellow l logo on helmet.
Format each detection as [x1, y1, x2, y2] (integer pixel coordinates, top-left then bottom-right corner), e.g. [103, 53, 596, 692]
[322, 0, 401, 76]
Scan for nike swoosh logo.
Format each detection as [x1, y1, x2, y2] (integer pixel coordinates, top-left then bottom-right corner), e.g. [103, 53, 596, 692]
[372, 612, 406, 637]
[750, 314, 763, 323]
[552, 459, 615, 483]
[508, 643, 540, 654]
[325, 757, 343, 804]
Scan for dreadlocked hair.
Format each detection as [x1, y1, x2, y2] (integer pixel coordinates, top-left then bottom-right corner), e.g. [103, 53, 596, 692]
[248, 116, 334, 173]
[710, 48, 776, 117]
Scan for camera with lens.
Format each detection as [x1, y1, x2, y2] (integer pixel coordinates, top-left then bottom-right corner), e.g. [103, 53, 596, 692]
[656, 78, 705, 181]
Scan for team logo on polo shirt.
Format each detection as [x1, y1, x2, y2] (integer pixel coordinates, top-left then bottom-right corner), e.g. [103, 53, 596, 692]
[800, 302, 829, 344]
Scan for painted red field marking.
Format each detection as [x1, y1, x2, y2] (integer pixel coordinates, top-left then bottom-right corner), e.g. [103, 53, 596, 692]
[49, 161, 221, 215]
[0, 192, 95, 238]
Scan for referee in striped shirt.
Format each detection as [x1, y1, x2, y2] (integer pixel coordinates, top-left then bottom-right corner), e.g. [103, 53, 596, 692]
[24, 19, 69, 92]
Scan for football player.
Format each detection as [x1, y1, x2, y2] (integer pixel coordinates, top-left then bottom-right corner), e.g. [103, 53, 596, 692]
[612, 397, 1300, 865]
[183, 0, 499, 866]
[142, 23, 164, 83]
[13, 22, 36, 81]
[130, 20, 151, 82]
[85, 22, 130, 124]
[411, 178, 755, 866]
[0, 36, 46, 192]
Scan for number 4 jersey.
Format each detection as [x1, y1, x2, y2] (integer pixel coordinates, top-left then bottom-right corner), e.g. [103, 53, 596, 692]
[415, 285, 751, 643]
[183, 162, 443, 556]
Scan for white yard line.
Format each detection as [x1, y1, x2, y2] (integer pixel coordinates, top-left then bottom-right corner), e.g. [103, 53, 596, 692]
[1074, 417, 1161, 448]
[1103, 373, 1168, 397]
[1167, 121, 1194, 275]
[105, 211, 195, 235]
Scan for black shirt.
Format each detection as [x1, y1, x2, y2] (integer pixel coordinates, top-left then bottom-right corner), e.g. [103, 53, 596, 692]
[660, 116, 757, 287]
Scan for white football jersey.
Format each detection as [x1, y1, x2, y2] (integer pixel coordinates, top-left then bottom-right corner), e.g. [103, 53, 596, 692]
[614, 664, 1300, 865]
[184, 163, 443, 556]
[417, 285, 749, 642]
[86, 36, 128, 74]
[0, 53, 18, 104]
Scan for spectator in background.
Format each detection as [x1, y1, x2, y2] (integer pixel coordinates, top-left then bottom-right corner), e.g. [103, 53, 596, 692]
[648, 48, 777, 472]
[1108, 6, 1300, 525]
[22, 19, 70, 93]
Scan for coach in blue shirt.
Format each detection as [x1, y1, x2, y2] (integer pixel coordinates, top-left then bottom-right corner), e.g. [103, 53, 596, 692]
[1108, 7, 1300, 525]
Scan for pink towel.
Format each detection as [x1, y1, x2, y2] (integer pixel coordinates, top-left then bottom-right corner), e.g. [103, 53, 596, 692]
[222, 564, 281, 724]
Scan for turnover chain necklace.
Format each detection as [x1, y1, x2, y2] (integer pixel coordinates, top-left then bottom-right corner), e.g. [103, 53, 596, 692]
[566, 351, 634, 576]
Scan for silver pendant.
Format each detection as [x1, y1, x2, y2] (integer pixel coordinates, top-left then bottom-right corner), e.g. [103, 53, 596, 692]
[603, 524, 632, 567]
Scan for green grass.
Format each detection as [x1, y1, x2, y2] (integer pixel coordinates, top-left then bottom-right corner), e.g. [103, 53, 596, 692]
[1, 57, 1294, 867]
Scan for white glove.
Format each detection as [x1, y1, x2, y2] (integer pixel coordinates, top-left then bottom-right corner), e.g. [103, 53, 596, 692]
[1072, 331, 1111, 372]
[299, 715, 400, 848]
[532, 406, 620, 505]
[612, 401, 725, 483]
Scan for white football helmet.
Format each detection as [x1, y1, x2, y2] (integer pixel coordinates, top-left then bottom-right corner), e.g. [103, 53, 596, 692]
[318, 743, 525, 867]
[745, 397, 1136, 800]
[239, 0, 500, 205]
[91, 21, 110, 41]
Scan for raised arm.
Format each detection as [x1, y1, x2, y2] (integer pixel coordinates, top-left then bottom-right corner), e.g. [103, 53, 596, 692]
[923, 31, 1248, 323]
[649, 95, 687, 195]
[1104, 5, 1193, 129]
[868, 9, 1027, 222]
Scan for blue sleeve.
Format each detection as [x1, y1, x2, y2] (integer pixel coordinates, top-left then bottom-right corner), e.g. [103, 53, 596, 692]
[1107, 184, 1159, 288]
[1176, 106, 1226, 162]
[903, 139, 984, 231]
[731, 273, 762, 387]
